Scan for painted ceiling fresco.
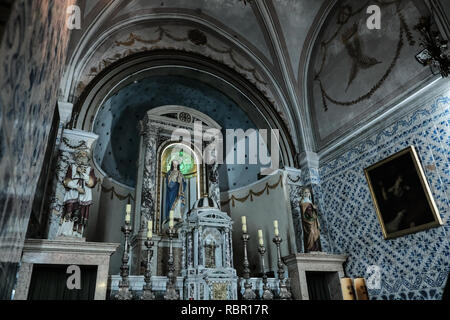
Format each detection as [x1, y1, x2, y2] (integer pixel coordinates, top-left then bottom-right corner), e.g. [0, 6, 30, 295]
[310, 0, 432, 148]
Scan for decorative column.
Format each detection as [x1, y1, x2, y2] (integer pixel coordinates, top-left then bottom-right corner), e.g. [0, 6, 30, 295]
[131, 117, 159, 275]
[139, 118, 159, 230]
[46, 129, 99, 240]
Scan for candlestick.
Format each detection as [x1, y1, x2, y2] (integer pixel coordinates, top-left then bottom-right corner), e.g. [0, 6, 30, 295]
[141, 236, 155, 300]
[258, 244, 273, 300]
[114, 218, 133, 300]
[241, 216, 247, 233]
[272, 234, 292, 300]
[241, 231, 256, 300]
[164, 226, 179, 300]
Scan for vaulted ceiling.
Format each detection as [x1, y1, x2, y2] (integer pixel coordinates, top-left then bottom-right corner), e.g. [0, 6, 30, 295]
[61, 0, 446, 161]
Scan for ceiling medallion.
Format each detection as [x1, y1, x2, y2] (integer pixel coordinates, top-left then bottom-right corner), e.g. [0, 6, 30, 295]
[188, 29, 207, 46]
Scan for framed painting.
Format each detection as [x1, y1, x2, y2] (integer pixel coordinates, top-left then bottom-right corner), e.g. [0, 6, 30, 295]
[364, 146, 442, 239]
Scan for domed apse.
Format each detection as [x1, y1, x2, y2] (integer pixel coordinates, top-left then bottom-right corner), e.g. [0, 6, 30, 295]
[93, 74, 271, 191]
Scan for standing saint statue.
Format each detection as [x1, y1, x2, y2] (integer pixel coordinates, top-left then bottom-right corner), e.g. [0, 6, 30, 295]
[57, 149, 97, 238]
[300, 188, 322, 253]
[165, 160, 186, 224]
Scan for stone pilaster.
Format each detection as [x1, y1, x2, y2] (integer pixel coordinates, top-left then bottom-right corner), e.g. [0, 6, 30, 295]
[284, 167, 304, 253]
[130, 119, 159, 275]
[139, 119, 159, 231]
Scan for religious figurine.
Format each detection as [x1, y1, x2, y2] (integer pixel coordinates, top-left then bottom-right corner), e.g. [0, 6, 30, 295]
[165, 160, 186, 224]
[57, 149, 97, 238]
[300, 188, 322, 253]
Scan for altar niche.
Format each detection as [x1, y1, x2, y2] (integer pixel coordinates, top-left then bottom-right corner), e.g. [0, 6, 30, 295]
[158, 142, 200, 232]
[130, 106, 222, 276]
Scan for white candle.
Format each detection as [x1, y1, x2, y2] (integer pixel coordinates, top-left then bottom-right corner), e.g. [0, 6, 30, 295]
[241, 216, 247, 233]
[169, 210, 174, 228]
[258, 230, 264, 246]
[147, 220, 153, 239]
[125, 204, 131, 223]
[274, 220, 279, 236]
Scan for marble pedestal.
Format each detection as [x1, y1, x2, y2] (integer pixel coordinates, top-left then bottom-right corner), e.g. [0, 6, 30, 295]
[284, 252, 347, 300]
[14, 239, 119, 300]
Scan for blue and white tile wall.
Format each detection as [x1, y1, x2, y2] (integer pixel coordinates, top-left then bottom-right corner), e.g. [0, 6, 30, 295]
[318, 93, 450, 300]
[0, 0, 75, 298]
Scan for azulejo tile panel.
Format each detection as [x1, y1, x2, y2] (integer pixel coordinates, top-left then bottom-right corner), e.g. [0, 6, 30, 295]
[319, 95, 450, 300]
[0, 0, 75, 298]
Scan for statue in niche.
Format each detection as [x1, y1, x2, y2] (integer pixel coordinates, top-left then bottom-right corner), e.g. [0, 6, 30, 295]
[300, 188, 322, 253]
[58, 149, 97, 238]
[164, 160, 186, 224]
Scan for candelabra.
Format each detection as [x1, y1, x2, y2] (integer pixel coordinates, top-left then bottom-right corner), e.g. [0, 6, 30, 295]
[258, 244, 273, 300]
[114, 220, 133, 300]
[272, 235, 292, 300]
[414, 16, 449, 78]
[241, 232, 256, 300]
[141, 237, 155, 300]
[164, 227, 179, 300]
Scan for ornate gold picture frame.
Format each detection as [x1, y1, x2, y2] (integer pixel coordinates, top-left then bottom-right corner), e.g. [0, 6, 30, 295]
[364, 146, 442, 239]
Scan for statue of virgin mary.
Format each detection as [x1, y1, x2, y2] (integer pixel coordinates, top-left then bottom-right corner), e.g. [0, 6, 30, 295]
[165, 160, 186, 224]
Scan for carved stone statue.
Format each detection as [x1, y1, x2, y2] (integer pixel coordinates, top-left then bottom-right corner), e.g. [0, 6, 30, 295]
[57, 149, 97, 238]
[300, 188, 322, 253]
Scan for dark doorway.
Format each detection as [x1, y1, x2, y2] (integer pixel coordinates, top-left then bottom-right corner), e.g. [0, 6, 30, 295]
[28, 264, 97, 300]
[306, 271, 332, 300]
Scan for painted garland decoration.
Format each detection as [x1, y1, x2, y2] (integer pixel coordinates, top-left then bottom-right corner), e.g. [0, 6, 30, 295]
[221, 174, 283, 207]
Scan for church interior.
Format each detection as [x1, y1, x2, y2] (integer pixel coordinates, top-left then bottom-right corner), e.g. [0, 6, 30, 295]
[0, 0, 449, 301]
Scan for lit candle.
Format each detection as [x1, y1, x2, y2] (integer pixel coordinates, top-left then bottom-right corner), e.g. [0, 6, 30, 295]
[169, 210, 174, 228]
[147, 220, 153, 239]
[125, 204, 131, 223]
[258, 230, 264, 246]
[241, 216, 247, 233]
[273, 220, 279, 236]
